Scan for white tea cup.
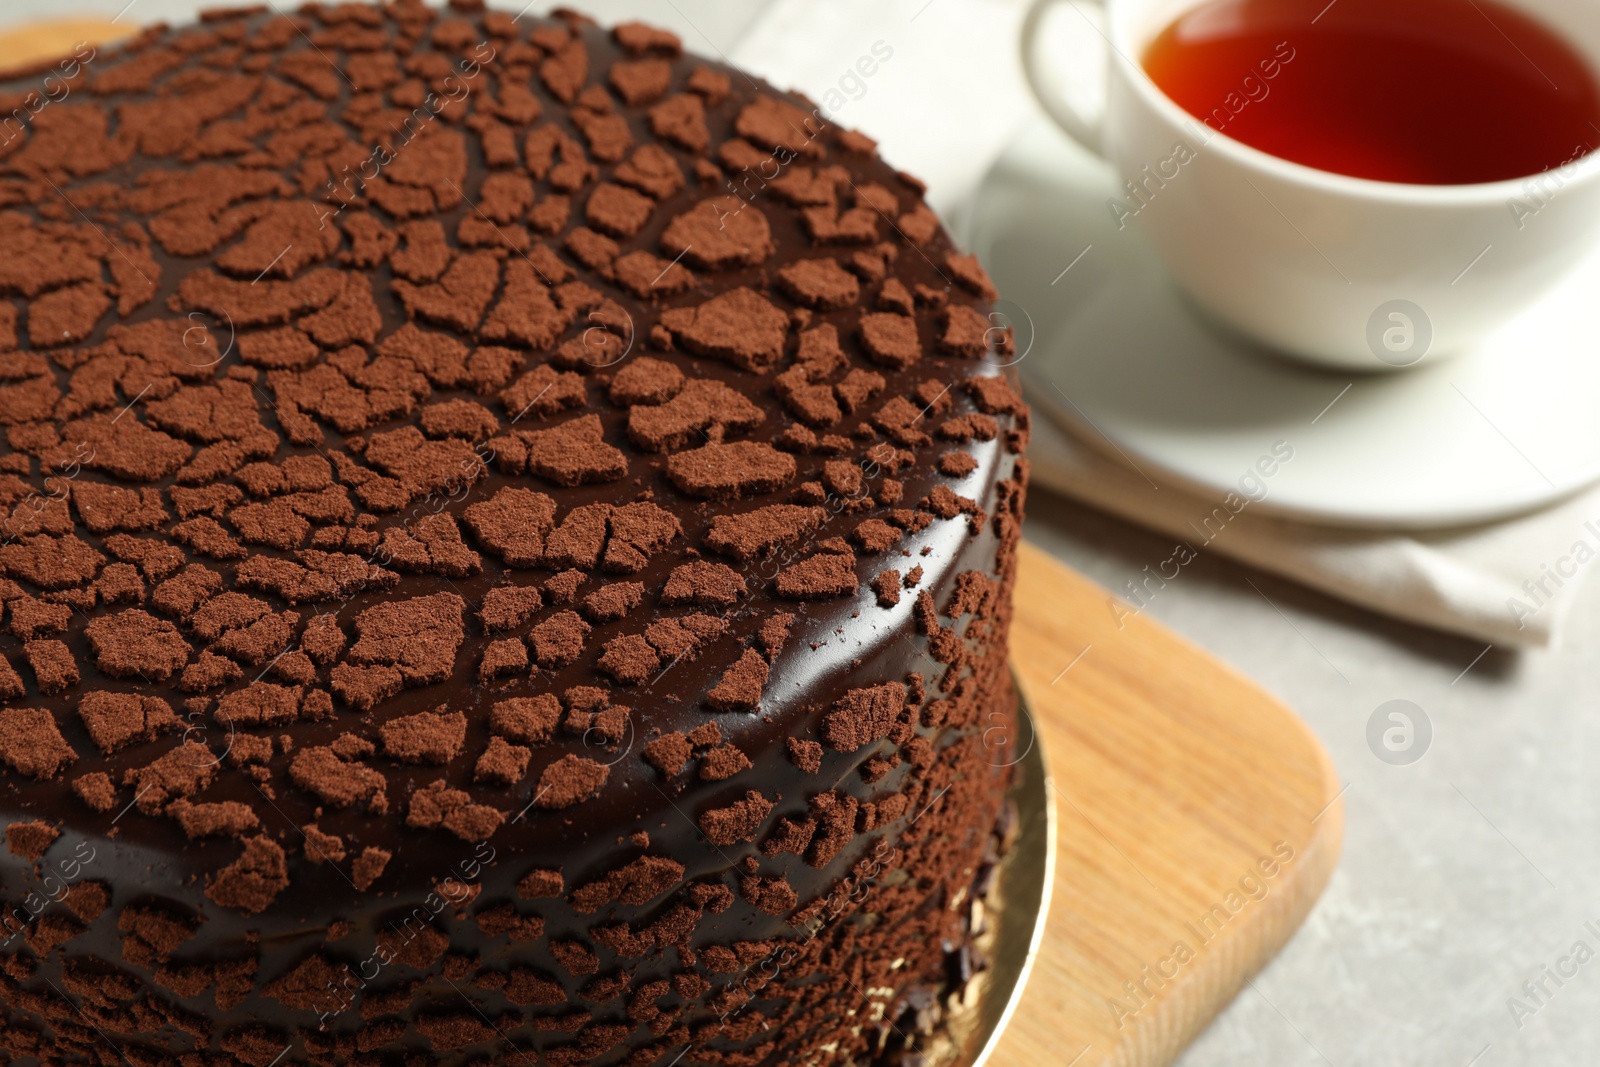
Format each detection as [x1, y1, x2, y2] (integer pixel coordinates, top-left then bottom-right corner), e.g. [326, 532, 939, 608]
[1020, 0, 1600, 369]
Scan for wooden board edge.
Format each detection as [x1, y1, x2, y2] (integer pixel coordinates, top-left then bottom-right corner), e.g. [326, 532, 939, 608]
[0, 19, 132, 76]
[989, 542, 1344, 1067]
[1099, 735, 1343, 1067]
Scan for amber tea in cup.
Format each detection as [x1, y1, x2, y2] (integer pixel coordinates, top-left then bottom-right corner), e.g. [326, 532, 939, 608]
[1142, 0, 1600, 185]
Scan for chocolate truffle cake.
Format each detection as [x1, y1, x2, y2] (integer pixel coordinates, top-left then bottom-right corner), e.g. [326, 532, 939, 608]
[0, 4, 1029, 1066]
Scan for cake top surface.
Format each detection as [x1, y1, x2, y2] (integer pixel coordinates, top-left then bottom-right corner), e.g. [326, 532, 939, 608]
[0, 0, 1022, 916]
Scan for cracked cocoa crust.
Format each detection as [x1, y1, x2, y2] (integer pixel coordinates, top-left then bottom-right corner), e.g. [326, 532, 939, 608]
[0, 3, 1029, 1066]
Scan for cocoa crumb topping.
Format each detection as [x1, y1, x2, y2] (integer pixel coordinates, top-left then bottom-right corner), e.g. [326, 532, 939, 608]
[0, 12, 1026, 1067]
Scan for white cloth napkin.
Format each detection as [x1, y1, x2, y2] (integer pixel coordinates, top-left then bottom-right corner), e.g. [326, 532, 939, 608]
[1027, 414, 1600, 648]
[733, 0, 1597, 648]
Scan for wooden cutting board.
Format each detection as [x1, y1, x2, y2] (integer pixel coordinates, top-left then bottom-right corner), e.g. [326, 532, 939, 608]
[993, 541, 1343, 1067]
[0, 18, 131, 70]
[0, 20, 1342, 1067]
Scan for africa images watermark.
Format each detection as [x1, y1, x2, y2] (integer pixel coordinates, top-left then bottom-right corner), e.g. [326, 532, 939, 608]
[1106, 841, 1298, 1030]
[0, 840, 98, 949]
[1111, 441, 1295, 627]
[1505, 919, 1600, 1030]
[1503, 516, 1600, 630]
[0, 40, 99, 149]
[720, 40, 894, 215]
[1506, 139, 1599, 231]
[1107, 40, 1298, 230]
[315, 841, 496, 1026]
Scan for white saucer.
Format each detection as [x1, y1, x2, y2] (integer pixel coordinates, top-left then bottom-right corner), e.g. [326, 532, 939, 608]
[964, 114, 1600, 529]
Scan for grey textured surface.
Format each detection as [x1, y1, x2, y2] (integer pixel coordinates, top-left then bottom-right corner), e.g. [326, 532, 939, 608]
[1028, 488, 1600, 1067]
[7, 2, 1596, 1065]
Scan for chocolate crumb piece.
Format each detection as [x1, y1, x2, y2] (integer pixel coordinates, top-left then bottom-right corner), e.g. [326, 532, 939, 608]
[776, 552, 859, 600]
[302, 825, 346, 864]
[686, 64, 730, 102]
[608, 356, 685, 406]
[352, 847, 391, 891]
[853, 518, 903, 554]
[614, 20, 681, 55]
[740, 873, 798, 915]
[24, 640, 78, 695]
[0, 707, 77, 779]
[939, 450, 979, 477]
[736, 96, 826, 160]
[206, 836, 289, 915]
[877, 278, 915, 315]
[704, 649, 769, 712]
[786, 737, 823, 774]
[551, 939, 601, 977]
[643, 732, 694, 777]
[463, 488, 556, 568]
[491, 695, 562, 745]
[348, 593, 465, 686]
[522, 414, 629, 487]
[72, 772, 117, 812]
[6, 819, 59, 861]
[939, 304, 991, 357]
[667, 442, 796, 500]
[407, 780, 504, 842]
[698, 744, 752, 781]
[569, 854, 684, 913]
[946, 251, 999, 299]
[77, 692, 180, 754]
[661, 561, 747, 608]
[380, 707, 467, 765]
[698, 790, 773, 846]
[528, 610, 592, 669]
[479, 638, 529, 681]
[872, 569, 903, 607]
[288, 743, 386, 811]
[582, 581, 644, 622]
[84, 609, 191, 680]
[657, 286, 787, 371]
[534, 753, 610, 808]
[859, 313, 922, 370]
[965, 374, 1027, 415]
[9, 597, 70, 640]
[778, 258, 861, 309]
[475, 737, 532, 785]
[705, 505, 824, 560]
[480, 585, 544, 632]
[518, 868, 565, 899]
[610, 57, 672, 105]
[168, 799, 260, 840]
[822, 682, 907, 751]
[837, 128, 878, 154]
[626, 379, 764, 453]
[757, 613, 795, 661]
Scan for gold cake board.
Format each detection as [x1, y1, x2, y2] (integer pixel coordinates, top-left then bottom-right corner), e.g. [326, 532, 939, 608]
[990, 542, 1343, 1066]
[0, 21, 1343, 1067]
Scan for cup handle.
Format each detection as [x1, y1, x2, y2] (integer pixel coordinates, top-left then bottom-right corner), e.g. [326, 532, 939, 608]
[1020, 0, 1110, 159]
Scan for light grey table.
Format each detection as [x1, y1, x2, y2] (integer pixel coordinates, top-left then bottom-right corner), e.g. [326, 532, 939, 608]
[12, 2, 1600, 1065]
[1029, 491, 1600, 1067]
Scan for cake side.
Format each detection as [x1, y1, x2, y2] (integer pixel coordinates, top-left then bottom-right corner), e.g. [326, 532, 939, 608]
[0, 4, 1030, 1066]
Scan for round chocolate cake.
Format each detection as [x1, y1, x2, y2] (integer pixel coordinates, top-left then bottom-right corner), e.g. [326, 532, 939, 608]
[0, 4, 1029, 1066]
